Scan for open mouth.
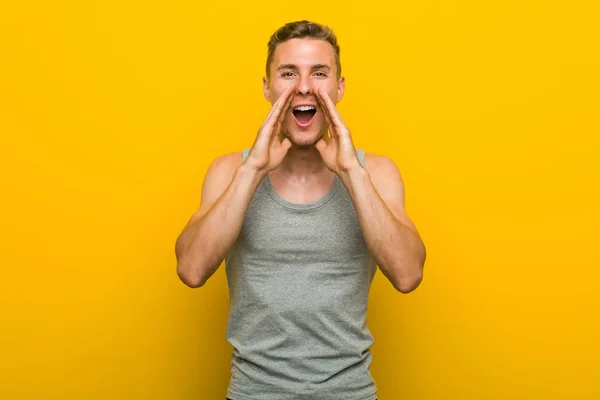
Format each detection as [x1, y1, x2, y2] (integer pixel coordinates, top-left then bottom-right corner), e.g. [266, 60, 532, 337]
[292, 105, 317, 127]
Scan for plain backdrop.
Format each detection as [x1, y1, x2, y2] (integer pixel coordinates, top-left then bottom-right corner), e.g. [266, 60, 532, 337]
[1, 0, 599, 399]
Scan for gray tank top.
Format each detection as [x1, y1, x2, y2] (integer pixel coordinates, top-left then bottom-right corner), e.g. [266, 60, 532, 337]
[224, 148, 378, 400]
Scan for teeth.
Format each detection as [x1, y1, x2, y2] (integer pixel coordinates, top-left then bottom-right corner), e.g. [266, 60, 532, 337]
[294, 105, 315, 111]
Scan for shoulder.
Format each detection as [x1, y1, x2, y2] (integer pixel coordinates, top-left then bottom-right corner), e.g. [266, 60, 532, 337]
[206, 150, 244, 175]
[363, 152, 404, 182]
[211, 150, 244, 169]
[363, 152, 406, 212]
[202, 150, 244, 188]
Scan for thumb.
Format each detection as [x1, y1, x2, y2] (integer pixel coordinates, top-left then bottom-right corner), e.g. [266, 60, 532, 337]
[281, 137, 292, 150]
[315, 138, 327, 154]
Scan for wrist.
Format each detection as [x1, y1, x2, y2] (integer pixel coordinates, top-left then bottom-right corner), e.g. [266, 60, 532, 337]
[338, 162, 367, 186]
[238, 162, 268, 182]
[338, 161, 364, 177]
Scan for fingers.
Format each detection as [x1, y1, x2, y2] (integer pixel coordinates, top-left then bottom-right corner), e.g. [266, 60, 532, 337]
[316, 91, 333, 126]
[264, 85, 290, 121]
[264, 85, 295, 129]
[255, 85, 294, 150]
[315, 87, 344, 130]
[277, 86, 295, 126]
[271, 87, 294, 142]
[313, 86, 335, 137]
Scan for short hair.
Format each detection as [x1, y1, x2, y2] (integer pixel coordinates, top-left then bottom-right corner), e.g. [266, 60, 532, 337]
[266, 20, 341, 79]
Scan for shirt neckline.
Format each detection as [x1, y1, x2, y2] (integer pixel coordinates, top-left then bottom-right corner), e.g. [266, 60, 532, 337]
[264, 173, 341, 211]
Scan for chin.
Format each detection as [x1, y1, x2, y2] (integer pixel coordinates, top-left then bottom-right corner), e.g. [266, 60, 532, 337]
[286, 129, 326, 148]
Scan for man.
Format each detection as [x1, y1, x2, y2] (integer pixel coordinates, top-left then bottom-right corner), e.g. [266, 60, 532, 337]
[175, 20, 426, 400]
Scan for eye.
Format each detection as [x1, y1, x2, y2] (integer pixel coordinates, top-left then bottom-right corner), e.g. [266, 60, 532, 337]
[315, 72, 327, 77]
[281, 71, 295, 77]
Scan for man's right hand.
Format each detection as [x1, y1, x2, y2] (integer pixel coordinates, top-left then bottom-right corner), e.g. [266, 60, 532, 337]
[245, 85, 295, 173]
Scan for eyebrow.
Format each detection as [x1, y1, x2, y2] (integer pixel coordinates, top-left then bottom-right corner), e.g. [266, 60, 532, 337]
[277, 63, 331, 71]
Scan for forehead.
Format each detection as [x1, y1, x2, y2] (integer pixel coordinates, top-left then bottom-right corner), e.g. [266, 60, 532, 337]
[272, 38, 336, 69]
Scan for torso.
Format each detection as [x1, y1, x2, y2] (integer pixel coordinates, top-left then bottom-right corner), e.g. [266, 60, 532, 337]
[225, 147, 378, 400]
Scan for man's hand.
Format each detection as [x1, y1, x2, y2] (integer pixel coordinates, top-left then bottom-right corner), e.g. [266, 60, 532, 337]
[314, 86, 361, 175]
[245, 85, 295, 173]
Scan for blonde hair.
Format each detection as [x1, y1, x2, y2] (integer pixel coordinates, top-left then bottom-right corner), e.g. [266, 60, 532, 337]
[266, 20, 341, 79]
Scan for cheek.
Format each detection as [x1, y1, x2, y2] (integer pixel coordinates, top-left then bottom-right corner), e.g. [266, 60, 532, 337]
[316, 83, 336, 101]
[271, 81, 295, 100]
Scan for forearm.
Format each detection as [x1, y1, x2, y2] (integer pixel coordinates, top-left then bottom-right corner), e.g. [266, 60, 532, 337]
[339, 167, 425, 293]
[176, 164, 266, 287]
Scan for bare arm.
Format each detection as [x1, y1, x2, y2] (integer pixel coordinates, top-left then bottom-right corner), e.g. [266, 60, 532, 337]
[175, 154, 266, 288]
[312, 86, 426, 293]
[175, 84, 296, 288]
[340, 155, 426, 293]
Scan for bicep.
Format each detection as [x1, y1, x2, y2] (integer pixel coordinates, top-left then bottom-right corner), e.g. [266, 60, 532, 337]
[365, 153, 418, 233]
[183, 151, 243, 229]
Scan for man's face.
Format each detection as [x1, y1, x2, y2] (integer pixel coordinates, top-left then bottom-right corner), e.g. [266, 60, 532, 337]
[263, 38, 345, 147]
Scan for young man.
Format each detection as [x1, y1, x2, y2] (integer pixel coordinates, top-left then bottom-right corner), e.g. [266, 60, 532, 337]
[175, 20, 426, 400]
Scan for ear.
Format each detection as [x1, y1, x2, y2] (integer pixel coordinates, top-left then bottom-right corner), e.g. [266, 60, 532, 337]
[336, 76, 346, 103]
[263, 76, 270, 102]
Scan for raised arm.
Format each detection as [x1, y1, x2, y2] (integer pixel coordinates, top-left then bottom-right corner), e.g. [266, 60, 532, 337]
[175, 153, 263, 287]
[175, 84, 296, 287]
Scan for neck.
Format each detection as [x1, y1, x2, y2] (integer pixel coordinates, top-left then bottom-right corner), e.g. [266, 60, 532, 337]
[276, 144, 328, 177]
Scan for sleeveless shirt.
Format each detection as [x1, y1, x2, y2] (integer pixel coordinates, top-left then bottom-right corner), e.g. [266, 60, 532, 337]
[224, 148, 378, 400]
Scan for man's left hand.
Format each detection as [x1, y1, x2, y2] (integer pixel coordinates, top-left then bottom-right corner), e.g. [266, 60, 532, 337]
[314, 86, 362, 176]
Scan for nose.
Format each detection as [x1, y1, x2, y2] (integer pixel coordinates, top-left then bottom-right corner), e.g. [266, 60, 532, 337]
[296, 75, 312, 96]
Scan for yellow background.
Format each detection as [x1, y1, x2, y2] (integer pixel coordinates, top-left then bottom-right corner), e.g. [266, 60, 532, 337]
[1, 1, 599, 399]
